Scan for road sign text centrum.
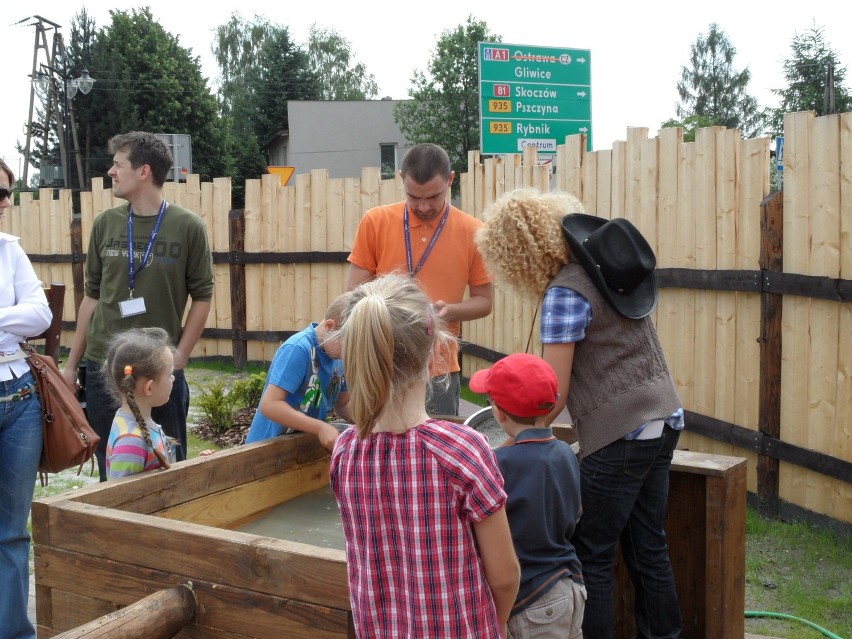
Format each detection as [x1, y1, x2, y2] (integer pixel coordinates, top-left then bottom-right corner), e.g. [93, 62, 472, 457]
[479, 42, 592, 155]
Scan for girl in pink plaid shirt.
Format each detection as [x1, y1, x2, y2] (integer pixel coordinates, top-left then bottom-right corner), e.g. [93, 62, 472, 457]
[331, 274, 520, 638]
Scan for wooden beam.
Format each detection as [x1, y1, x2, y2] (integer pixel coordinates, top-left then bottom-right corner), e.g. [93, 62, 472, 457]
[228, 209, 247, 369]
[51, 584, 195, 638]
[758, 191, 784, 516]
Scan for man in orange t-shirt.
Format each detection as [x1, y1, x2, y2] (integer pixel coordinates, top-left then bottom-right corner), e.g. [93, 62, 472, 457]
[347, 143, 493, 415]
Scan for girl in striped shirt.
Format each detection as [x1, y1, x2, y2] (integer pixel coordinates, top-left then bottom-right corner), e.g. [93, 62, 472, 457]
[103, 327, 181, 479]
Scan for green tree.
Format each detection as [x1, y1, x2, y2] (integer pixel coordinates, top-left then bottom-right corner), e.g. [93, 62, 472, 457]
[213, 14, 321, 203]
[213, 14, 273, 115]
[212, 14, 273, 199]
[65, 10, 99, 187]
[659, 114, 718, 143]
[307, 24, 378, 100]
[68, 8, 231, 184]
[676, 23, 764, 138]
[769, 24, 852, 134]
[244, 27, 320, 143]
[395, 16, 500, 187]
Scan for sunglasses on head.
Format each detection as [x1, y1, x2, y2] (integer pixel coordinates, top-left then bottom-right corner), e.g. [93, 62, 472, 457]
[0, 188, 13, 201]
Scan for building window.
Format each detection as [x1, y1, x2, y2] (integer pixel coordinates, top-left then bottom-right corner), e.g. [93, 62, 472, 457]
[380, 144, 397, 179]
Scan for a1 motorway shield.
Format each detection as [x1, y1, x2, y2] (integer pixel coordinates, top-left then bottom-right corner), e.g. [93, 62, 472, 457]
[479, 42, 592, 154]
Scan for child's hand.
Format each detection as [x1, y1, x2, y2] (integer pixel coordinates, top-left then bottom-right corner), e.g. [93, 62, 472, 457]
[318, 423, 340, 452]
[197, 449, 216, 457]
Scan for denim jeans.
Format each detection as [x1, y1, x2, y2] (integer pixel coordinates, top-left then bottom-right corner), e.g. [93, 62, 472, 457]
[426, 372, 460, 416]
[85, 361, 190, 481]
[572, 425, 682, 639]
[0, 372, 43, 639]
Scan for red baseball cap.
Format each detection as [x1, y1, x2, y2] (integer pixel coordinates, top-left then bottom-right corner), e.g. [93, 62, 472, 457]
[469, 353, 559, 417]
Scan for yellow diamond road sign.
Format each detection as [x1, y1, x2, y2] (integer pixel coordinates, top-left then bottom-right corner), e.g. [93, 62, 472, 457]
[268, 166, 295, 186]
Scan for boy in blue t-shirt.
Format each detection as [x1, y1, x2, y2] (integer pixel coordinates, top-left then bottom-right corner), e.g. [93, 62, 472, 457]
[246, 293, 351, 450]
[470, 353, 585, 639]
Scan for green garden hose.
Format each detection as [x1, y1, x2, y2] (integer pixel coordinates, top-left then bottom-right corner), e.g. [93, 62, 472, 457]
[745, 610, 845, 639]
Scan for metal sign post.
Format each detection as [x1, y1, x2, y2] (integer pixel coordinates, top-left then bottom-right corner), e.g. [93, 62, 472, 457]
[775, 136, 784, 190]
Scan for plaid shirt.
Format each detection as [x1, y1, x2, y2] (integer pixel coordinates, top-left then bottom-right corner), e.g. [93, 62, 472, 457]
[330, 419, 507, 638]
[540, 286, 592, 344]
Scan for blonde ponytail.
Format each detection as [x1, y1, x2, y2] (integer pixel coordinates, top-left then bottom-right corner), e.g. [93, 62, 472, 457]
[344, 274, 453, 438]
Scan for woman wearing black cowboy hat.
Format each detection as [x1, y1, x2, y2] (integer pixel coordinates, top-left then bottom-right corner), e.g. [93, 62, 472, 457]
[477, 188, 683, 639]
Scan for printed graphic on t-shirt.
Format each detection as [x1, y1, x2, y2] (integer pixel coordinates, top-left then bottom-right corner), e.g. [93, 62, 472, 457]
[103, 231, 184, 267]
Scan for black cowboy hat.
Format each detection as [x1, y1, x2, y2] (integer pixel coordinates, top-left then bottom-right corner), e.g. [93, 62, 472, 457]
[561, 213, 658, 319]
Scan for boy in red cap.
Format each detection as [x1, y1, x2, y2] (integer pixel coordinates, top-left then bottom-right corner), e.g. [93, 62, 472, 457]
[470, 353, 585, 639]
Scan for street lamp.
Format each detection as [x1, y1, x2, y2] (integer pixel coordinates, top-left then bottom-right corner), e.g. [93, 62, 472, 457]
[35, 67, 95, 99]
[32, 65, 95, 189]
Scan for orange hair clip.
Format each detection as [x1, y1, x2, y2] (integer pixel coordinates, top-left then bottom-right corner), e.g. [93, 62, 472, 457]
[124, 365, 134, 376]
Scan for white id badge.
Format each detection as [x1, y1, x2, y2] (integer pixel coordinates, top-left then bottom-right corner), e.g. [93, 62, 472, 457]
[119, 297, 147, 318]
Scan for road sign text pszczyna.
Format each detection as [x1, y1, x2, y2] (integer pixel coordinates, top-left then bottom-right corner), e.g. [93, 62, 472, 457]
[479, 42, 592, 155]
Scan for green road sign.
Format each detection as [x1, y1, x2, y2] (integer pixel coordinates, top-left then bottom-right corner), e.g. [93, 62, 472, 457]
[479, 42, 592, 154]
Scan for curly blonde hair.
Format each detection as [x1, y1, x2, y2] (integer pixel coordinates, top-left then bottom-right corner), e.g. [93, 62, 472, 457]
[476, 188, 584, 299]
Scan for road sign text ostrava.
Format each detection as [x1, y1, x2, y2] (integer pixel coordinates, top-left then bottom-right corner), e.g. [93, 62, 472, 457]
[479, 42, 592, 155]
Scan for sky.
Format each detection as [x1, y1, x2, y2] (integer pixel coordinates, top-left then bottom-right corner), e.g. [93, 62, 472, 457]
[3, 1, 851, 180]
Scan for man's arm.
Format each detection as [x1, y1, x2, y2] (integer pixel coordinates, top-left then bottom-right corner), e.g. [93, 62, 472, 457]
[62, 295, 98, 387]
[174, 300, 211, 370]
[433, 282, 493, 322]
[346, 264, 373, 291]
[542, 341, 576, 425]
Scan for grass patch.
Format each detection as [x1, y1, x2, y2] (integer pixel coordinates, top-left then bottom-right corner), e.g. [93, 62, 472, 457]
[744, 508, 851, 639]
[186, 358, 267, 375]
[461, 384, 488, 408]
[188, 430, 221, 456]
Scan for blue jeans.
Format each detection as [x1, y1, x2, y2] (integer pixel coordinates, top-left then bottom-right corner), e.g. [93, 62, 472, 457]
[0, 372, 43, 639]
[85, 361, 190, 481]
[426, 372, 460, 416]
[572, 425, 682, 639]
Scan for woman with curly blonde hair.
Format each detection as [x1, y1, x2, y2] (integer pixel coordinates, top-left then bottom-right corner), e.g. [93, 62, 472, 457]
[476, 188, 582, 299]
[476, 187, 685, 639]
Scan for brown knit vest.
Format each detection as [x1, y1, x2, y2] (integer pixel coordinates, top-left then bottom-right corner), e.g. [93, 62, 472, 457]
[547, 259, 681, 456]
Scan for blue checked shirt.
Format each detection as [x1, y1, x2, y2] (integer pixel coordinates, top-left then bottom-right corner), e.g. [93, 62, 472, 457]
[541, 286, 684, 439]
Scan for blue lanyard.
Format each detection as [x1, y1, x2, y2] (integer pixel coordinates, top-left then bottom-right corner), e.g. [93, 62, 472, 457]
[404, 203, 450, 277]
[127, 200, 167, 296]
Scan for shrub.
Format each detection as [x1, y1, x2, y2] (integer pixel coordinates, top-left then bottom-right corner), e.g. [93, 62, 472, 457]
[196, 379, 240, 434]
[231, 372, 267, 409]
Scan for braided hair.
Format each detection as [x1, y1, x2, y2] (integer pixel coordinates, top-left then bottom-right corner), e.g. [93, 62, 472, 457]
[103, 327, 176, 469]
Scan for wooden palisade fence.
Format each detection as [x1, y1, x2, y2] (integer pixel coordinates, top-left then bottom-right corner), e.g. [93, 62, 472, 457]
[3, 110, 849, 529]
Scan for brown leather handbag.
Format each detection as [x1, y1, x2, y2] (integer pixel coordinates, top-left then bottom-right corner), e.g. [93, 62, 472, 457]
[20, 342, 100, 478]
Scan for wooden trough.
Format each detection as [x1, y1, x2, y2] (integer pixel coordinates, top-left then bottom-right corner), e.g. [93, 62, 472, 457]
[32, 427, 747, 638]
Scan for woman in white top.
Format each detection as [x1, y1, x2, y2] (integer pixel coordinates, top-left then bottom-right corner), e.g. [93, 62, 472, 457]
[0, 158, 52, 639]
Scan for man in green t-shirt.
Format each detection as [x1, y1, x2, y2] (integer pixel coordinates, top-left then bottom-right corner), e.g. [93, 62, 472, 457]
[63, 132, 214, 480]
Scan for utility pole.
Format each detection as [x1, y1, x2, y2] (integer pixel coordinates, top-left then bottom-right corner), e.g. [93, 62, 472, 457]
[21, 15, 95, 190]
[823, 61, 836, 115]
[21, 15, 60, 188]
